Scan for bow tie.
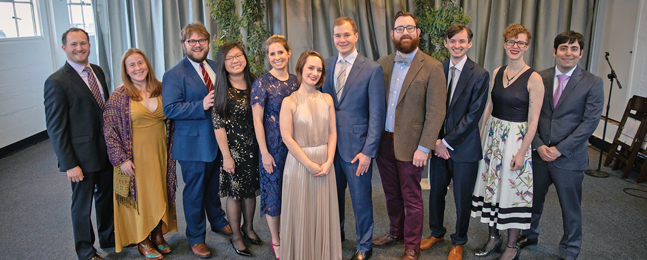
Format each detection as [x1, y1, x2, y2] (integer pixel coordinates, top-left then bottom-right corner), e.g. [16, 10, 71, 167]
[394, 55, 412, 66]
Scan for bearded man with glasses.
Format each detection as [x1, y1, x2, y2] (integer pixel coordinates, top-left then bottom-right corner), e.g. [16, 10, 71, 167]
[162, 22, 232, 259]
[371, 11, 446, 260]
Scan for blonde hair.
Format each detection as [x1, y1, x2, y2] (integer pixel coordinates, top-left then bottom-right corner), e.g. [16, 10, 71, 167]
[266, 34, 290, 52]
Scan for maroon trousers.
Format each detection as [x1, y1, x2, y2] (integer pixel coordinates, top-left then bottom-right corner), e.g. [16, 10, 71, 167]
[376, 132, 424, 250]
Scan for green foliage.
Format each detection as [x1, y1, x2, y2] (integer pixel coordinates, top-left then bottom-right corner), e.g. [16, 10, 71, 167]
[208, 0, 242, 55]
[414, 0, 471, 62]
[242, 0, 271, 76]
[207, 0, 270, 76]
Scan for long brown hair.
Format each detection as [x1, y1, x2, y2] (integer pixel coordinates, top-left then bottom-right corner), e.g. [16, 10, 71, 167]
[120, 48, 161, 101]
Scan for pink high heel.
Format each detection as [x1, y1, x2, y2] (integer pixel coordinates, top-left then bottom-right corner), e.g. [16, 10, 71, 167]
[270, 239, 280, 260]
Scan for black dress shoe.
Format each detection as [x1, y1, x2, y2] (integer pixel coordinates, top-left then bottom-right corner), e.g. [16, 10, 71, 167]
[241, 229, 263, 245]
[230, 237, 252, 257]
[517, 235, 538, 249]
[350, 249, 373, 260]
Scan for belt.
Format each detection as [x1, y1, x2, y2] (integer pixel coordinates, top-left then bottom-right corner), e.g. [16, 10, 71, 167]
[383, 131, 394, 139]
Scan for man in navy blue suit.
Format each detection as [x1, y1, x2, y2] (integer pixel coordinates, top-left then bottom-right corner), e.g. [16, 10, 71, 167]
[162, 23, 231, 259]
[420, 24, 489, 260]
[322, 17, 386, 260]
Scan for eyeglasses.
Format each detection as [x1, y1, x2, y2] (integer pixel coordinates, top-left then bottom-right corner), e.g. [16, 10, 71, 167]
[225, 53, 245, 63]
[185, 38, 208, 46]
[394, 25, 417, 34]
[505, 40, 528, 48]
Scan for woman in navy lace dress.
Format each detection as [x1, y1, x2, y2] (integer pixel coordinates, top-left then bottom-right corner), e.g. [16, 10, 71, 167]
[251, 35, 298, 259]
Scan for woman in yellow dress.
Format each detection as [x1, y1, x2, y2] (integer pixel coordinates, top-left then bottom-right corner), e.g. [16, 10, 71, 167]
[103, 48, 177, 260]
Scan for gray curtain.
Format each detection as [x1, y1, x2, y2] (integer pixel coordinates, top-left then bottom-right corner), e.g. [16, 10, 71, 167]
[93, 0, 597, 90]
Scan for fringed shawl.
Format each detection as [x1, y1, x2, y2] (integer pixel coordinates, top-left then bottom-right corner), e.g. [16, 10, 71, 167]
[103, 86, 176, 213]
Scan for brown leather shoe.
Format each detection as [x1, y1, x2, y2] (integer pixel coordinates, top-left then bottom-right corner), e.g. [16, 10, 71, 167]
[138, 238, 163, 259]
[90, 255, 104, 260]
[447, 245, 464, 260]
[372, 233, 403, 247]
[213, 224, 233, 236]
[420, 235, 444, 250]
[190, 242, 211, 259]
[400, 249, 421, 260]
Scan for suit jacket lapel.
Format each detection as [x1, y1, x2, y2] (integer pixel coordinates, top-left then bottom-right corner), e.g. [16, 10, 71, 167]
[383, 53, 395, 98]
[64, 62, 103, 111]
[90, 64, 109, 100]
[397, 51, 424, 105]
[449, 58, 473, 109]
[555, 66, 582, 109]
[545, 67, 556, 111]
[325, 57, 338, 105]
[184, 57, 209, 95]
[338, 55, 365, 104]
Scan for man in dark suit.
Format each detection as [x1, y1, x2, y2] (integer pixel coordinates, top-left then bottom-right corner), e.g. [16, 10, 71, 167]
[44, 28, 114, 260]
[371, 11, 446, 260]
[419, 24, 489, 260]
[322, 17, 386, 260]
[517, 31, 604, 260]
[162, 23, 230, 259]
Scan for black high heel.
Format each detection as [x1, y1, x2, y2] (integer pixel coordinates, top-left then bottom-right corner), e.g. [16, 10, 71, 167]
[501, 245, 520, 260]
[474, 235, 502, 257]
[230, 237, 252, 257]
[241, 229, 263, 245]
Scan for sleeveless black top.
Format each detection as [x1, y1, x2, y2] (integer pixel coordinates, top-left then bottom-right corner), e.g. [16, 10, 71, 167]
[491, 66, 534, 123]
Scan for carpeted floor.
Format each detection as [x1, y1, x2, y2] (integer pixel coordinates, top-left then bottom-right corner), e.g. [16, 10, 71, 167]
[1, 140, 646, 259]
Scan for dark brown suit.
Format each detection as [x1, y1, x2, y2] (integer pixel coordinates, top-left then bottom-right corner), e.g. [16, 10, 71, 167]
[378, 51, 446, 161]
[375, 50, 446, 251]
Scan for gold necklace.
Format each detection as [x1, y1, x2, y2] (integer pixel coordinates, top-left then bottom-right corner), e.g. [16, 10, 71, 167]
[505, 65, 526, 86]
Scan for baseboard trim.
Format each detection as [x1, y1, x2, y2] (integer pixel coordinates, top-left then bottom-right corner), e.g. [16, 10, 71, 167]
[0, 131, 49, 159]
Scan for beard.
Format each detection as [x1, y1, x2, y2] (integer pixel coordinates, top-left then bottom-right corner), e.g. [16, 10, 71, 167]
[393, 35, 419, 54]
[183, 45, 209, 63]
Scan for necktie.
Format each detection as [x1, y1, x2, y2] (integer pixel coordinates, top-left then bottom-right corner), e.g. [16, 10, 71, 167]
[447, 67, 456, 108]
[394, 55, 412, 66]
[82, 66, 105, 110]
[336, 60, 347, 99]
[200, 63, 214, 91]
[554, 74, 570, 108]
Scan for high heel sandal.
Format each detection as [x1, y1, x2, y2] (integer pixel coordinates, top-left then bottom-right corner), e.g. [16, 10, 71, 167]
[271, 239, 280, 260]
[241, 229, 263, 245]
[150, 226, 171, 254]
[474, 235, 502, 257]
[138, 237, 163, 259]
[500, 245, 520, 260]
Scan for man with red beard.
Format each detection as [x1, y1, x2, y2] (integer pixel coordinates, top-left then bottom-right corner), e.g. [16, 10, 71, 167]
[162, 23, 231, 258]
[371, 11, 446, 260]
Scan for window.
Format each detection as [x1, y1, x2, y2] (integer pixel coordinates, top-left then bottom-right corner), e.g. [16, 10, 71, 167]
[0, 0, 41, 38]
[67, 0, 95, 35]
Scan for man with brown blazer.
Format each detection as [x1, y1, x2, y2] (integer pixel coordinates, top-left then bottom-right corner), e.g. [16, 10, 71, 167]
[371, 11, 446, 260]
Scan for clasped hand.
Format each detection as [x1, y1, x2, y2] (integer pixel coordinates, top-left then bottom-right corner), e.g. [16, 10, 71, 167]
[307, 161, 332, 177]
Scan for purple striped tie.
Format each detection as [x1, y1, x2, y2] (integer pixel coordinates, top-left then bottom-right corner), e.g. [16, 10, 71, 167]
[553, 74, 569, 108]
[83, 66, 105, 110]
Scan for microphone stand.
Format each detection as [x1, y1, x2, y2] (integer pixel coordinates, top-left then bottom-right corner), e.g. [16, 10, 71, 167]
[586, 52, 622, 178]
